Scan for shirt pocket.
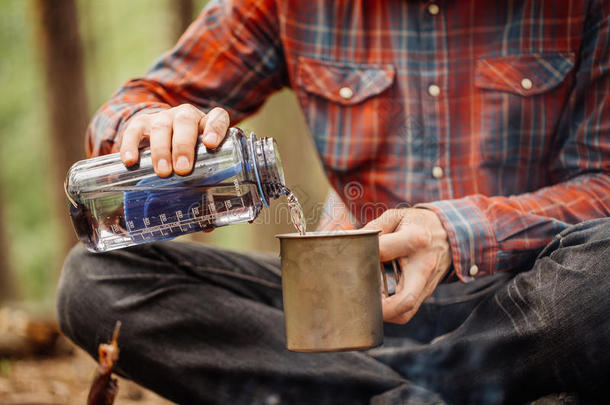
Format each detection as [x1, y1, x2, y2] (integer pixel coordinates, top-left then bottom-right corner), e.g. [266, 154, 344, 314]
[475, 52, 575, 167]
[295, 57, 395, 172]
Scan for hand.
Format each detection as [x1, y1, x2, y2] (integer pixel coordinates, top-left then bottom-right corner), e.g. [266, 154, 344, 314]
[119, 104, 230, 177]
[363, 208, 452, 324]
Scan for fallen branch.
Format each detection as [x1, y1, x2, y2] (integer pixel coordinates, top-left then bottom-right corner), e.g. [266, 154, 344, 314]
[87, 321, 121, 405]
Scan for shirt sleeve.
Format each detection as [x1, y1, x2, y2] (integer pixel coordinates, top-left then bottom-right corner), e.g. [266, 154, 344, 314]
[419, 1, 610, 282]
[86, 0, 287, 157]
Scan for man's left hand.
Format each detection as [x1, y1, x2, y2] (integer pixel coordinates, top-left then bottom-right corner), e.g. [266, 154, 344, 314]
[363, 208, 452, 324]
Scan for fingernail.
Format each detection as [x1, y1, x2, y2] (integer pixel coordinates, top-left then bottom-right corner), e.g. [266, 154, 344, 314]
[175, 156, 189, 171]
[157, 158, 170, 173]
[124, 151, 134, 162]
[204, 132, 218, 145]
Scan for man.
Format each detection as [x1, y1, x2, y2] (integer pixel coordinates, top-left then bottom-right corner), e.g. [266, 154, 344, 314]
[57, 0, 610, 403]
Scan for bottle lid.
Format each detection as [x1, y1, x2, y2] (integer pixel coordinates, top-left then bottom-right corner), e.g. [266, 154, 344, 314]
[249, 133, 286, 206]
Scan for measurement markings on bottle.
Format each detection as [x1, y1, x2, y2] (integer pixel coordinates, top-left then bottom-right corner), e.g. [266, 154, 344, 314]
[159, 213, 169, 235]
[208, 201, 217, 215]
[191, 206, 205, 228]
[143, 217, 151, 239]
[127, 216, 205, 240]
[176, 210, 187, 231]
[233, 179, 245, 207]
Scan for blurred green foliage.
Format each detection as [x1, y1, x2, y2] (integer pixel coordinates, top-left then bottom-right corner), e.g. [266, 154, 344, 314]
[0, 0, 327, 304]
[0, 0, 57, 302]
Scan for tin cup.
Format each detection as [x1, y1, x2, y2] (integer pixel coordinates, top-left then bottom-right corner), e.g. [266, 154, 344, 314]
[276, 229, 387, 352]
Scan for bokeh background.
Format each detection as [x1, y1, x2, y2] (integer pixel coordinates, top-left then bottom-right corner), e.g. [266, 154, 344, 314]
[0, 1, 328, 402]
[0, 0, 329, 307]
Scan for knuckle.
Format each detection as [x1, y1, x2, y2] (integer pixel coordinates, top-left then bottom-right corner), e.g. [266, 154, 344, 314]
[129, 114, 148, 126]
[377, 209, 394, 227]
[175, 104, 192, 112]
[397, 314, 412, 324]
[385, 209, 397, 217]
[400, 293, 417, 311]
[380, 246, 397, 262]
[174, 108, 199, 123]
[125, 119, 145, 135]
[413, 229, 431, 248]
[404, 298, 417, 311]
[150, 115, 171, 130]
[379, 246, 389, 260]
[172, 141, 195, 154]
[182, 103, 199, 112]
[150, 146, 169, 157]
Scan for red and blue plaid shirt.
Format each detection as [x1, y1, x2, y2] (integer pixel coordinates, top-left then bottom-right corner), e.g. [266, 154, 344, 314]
[87, 0, 610, 282]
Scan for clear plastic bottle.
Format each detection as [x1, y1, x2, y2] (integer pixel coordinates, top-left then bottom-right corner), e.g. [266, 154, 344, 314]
[65, 128, 287, 252]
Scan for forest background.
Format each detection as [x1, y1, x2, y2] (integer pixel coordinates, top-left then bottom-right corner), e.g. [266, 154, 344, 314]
[0, 0, 329, 307]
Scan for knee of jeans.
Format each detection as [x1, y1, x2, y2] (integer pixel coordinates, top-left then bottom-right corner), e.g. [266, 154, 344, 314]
[56, 245, 87, 336]
[550, 219, 609, 264]
[56, 244, 105, 355]
[558, 218, 610, 248]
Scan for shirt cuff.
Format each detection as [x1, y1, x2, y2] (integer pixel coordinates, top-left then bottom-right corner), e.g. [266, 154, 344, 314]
[416, 198, 498, 282]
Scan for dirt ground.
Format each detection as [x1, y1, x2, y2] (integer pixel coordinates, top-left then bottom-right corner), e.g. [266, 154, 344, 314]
[0, 341, 174, 405]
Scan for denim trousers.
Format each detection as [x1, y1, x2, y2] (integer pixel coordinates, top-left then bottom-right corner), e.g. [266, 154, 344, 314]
[56, 218, 610, 404]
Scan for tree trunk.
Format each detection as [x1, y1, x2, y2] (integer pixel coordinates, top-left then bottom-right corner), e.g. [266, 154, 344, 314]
[33, 0, 88, 257]
[171, 0, 195, 40]
[0, 188, 16, 302]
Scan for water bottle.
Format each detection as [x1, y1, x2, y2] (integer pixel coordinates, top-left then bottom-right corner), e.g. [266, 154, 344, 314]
[65, 127, 288, 252]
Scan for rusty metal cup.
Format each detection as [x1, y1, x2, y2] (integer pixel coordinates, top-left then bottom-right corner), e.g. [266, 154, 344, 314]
[276, 229, 385, 352]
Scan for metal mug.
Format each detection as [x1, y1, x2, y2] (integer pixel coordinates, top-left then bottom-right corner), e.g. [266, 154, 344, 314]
[276, 229, 387, 352]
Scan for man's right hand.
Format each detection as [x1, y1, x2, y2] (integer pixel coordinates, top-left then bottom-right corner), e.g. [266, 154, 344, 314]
[119, 104, 231, 177]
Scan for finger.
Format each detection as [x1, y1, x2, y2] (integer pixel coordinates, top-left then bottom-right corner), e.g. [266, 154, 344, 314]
[172, 105, 203, 175]
[382, 259, 418, 322]
[202, 107, 230, 148]
[388, 246, 451, 324]
[382, 257, 409, 322]
[384, 301, 417, 325]
[386, 265, 446, 324]
[382, 254, 435, 323]
[199, 114, 207, 133]
[362, 209, 404, 234]
[149, 113, 173, 177]
[120, 115, 149, 166]
[378, 226, 431, 261]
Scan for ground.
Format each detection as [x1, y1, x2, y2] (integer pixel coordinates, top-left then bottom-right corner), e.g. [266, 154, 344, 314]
[0, 342, 174, 405]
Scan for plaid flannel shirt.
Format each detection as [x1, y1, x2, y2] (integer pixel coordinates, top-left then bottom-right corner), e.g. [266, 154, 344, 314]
[87, 0, 610, 282]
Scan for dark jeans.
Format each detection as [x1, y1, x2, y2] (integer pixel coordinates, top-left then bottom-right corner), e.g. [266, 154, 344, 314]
[56, 219, 610, 404]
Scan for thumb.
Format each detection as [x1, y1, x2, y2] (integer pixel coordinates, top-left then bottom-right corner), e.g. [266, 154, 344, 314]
[362, 209, 403, 235]
[202, 107, 230, 149]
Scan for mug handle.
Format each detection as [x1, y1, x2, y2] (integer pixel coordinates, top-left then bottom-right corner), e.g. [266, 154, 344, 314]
[379, 259, 401, 298]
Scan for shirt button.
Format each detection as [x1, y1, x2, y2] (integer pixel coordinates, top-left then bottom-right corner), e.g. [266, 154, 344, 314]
[521, 78, 533, 90]
[432, 166, 444, 179]
[427, 3, 440, 15]
[428, 84, 441, 97]
[469, 265, 479, 277]
[339, 86, 354, 100]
